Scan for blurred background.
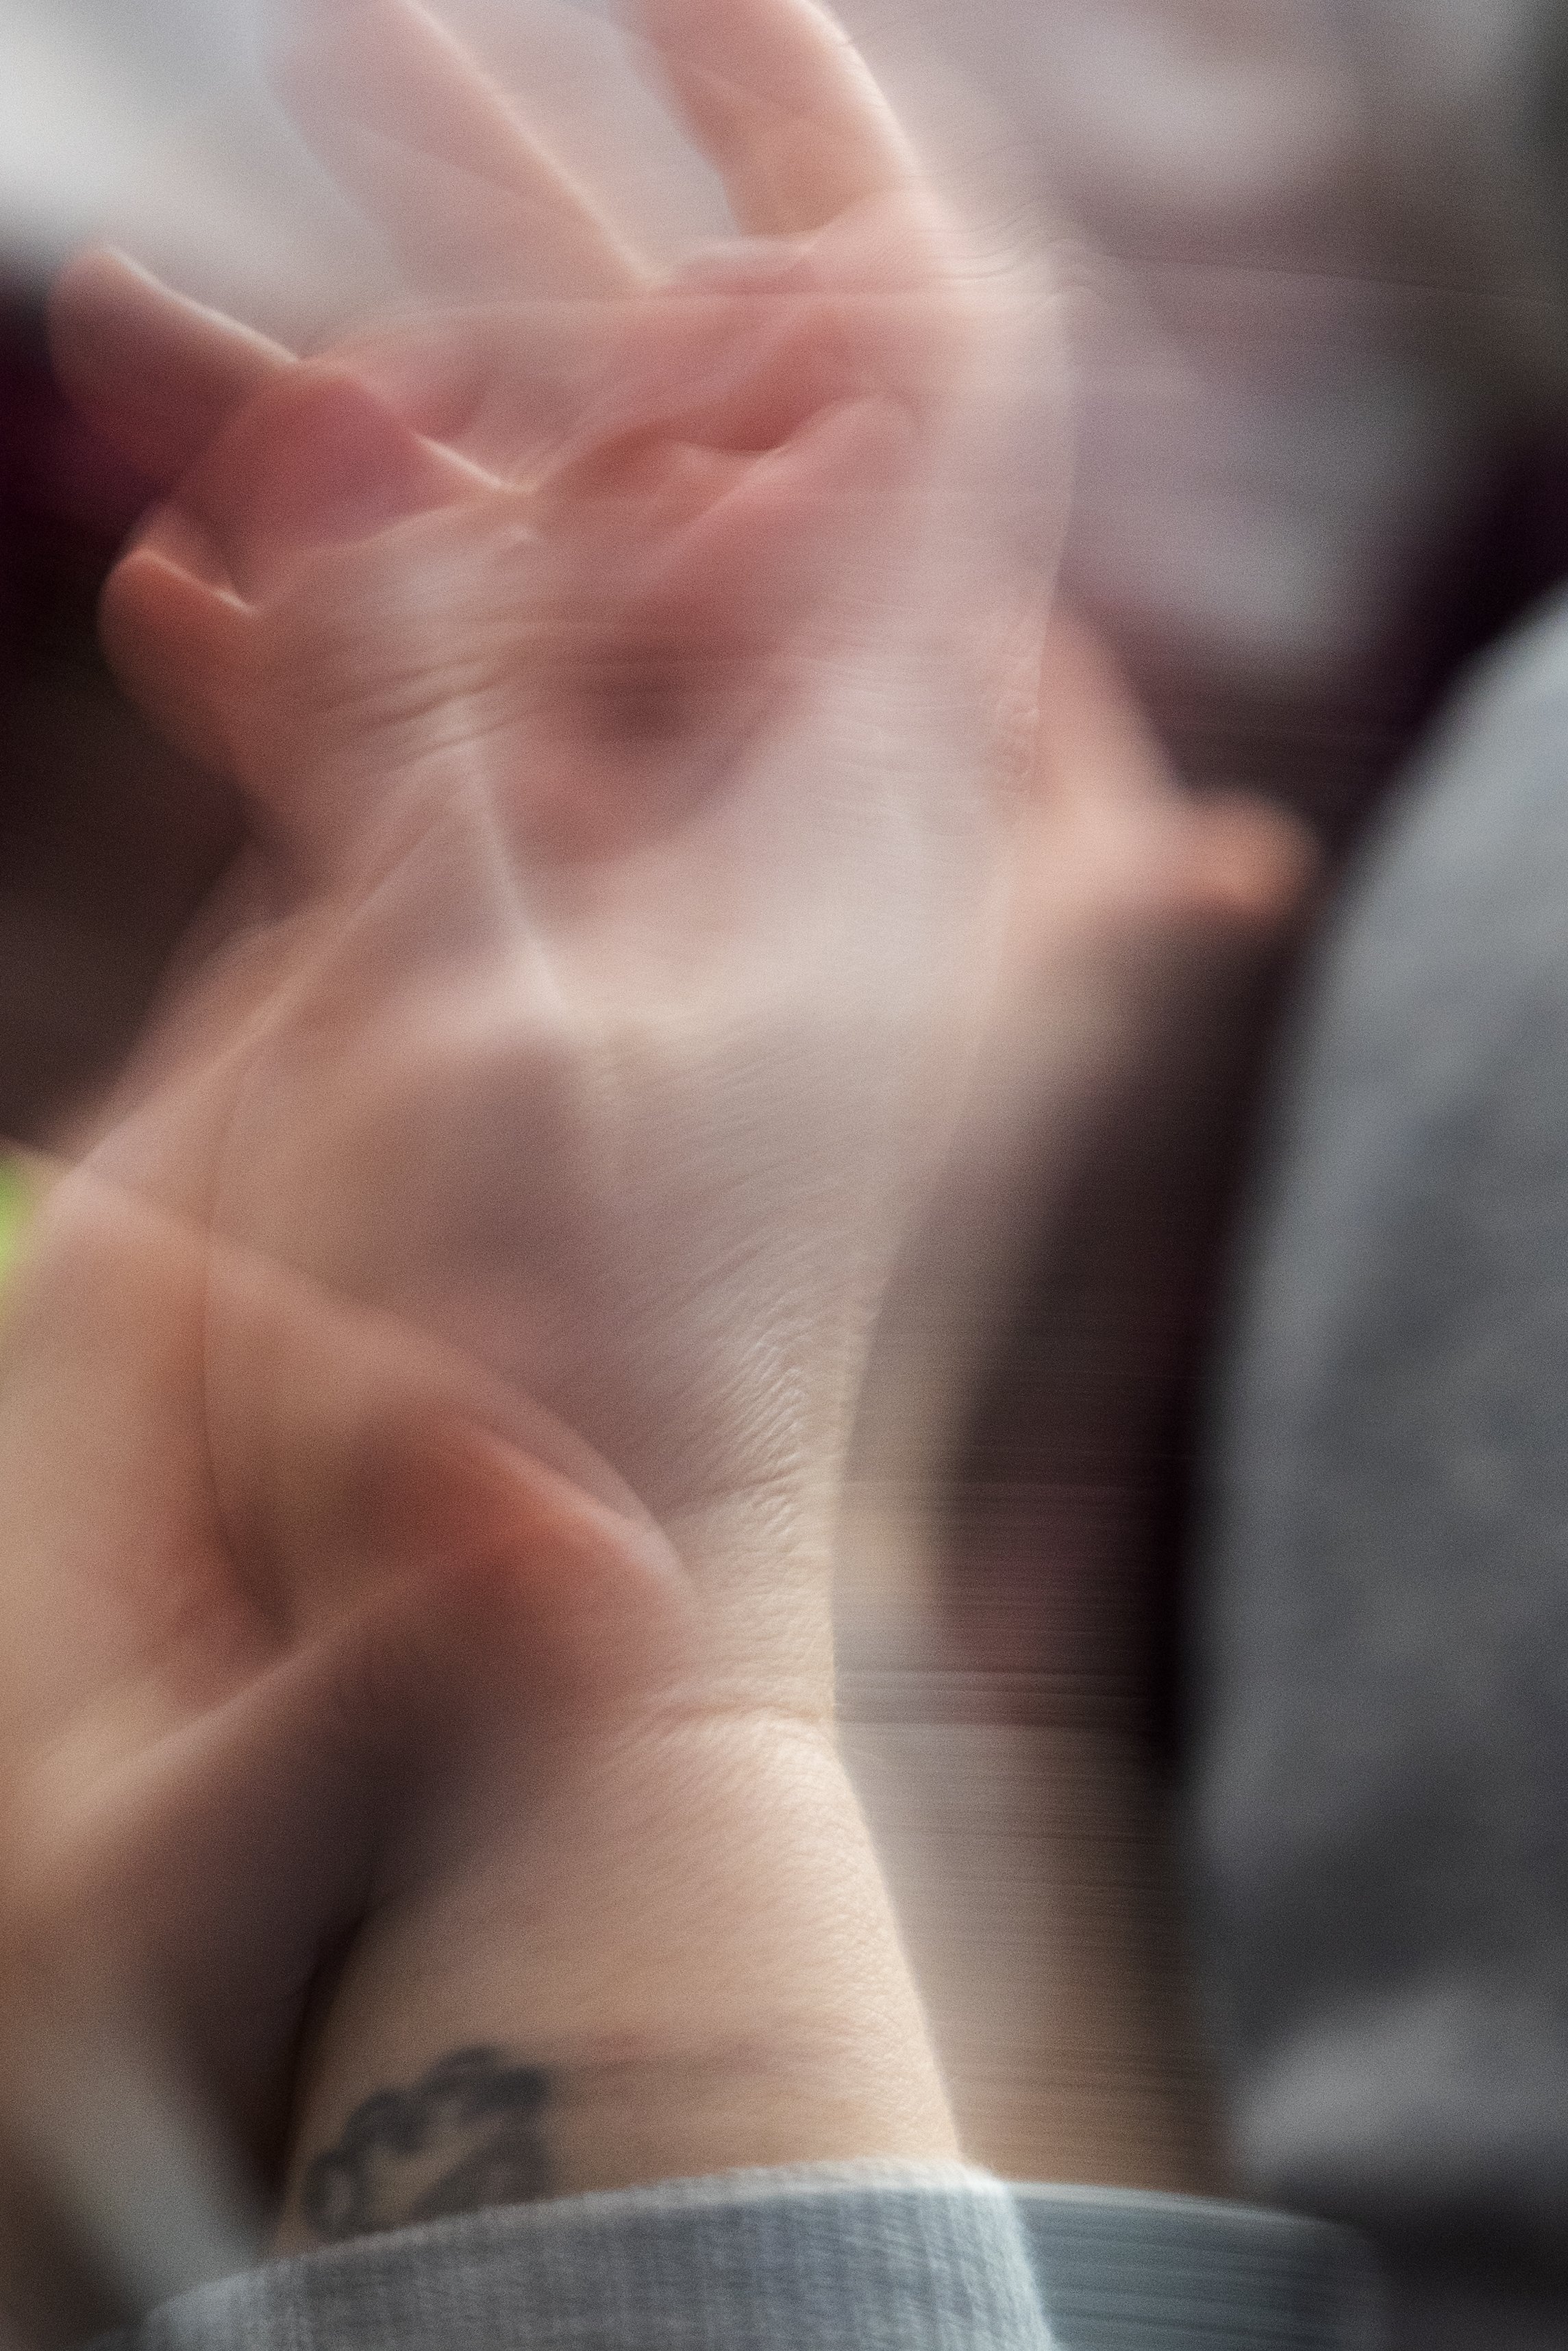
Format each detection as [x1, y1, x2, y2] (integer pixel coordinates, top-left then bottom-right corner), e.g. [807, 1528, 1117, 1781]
[4, 0, 1567, 2205]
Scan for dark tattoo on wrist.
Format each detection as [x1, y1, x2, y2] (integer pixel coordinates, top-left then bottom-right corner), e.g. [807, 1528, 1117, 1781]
[299, 2048, 553, 2242]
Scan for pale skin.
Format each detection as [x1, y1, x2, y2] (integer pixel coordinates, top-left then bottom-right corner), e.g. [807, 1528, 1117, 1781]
[1, 0, 1021, 2315]
[0, 0, 1315, 2330]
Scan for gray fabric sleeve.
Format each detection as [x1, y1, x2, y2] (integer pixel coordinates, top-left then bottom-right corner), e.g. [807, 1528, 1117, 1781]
[99, 2165, 1051, 2351]
[88, 2165, 1380, 2351]
[1192, 586, 1568, 2280]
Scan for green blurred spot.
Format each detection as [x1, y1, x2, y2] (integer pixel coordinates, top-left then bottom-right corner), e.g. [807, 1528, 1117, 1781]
[0, 1160, 32, 1289]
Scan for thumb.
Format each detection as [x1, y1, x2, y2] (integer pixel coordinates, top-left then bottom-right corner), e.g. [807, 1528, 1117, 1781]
[99, 527, 247, 776]
[0, 1597, 403, 2325]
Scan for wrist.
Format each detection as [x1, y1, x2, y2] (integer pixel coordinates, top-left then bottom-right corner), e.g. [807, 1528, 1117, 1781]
[279, 1706, 956, 2246]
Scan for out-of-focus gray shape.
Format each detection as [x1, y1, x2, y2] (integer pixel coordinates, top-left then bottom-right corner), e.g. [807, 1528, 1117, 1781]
[1195, 584, 1568, 2327]
[0, 0, 391, 339]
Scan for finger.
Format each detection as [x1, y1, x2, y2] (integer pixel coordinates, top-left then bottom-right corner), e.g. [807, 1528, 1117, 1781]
[277, 0, 648, 298]
[1032, 610, 1180, 820]
[177, 364, 489, 599]
[592, 279, 869, 456]
[99, 545, 247, 775]
[635, 393, 919, 638]
[339, 299, 625, 475]
[49, 249, 293, 490]
[349, 1415, 693, 1717]
[1012, 614, 1321, 953]
[1173, 793, 1321, 930]
[634, 0, 919, 236]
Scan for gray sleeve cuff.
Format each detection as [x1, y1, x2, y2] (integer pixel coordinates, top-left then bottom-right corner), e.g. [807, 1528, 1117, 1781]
[114, 2163, 1051, 2351]
[102, 2165, 1382, 2351]
[1014, 2185, 1384, 2350]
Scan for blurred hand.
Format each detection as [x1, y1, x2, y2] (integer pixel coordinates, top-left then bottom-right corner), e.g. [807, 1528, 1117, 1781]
[3, 0, 1037, 2301]
[47, 0, 1054, 1700]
